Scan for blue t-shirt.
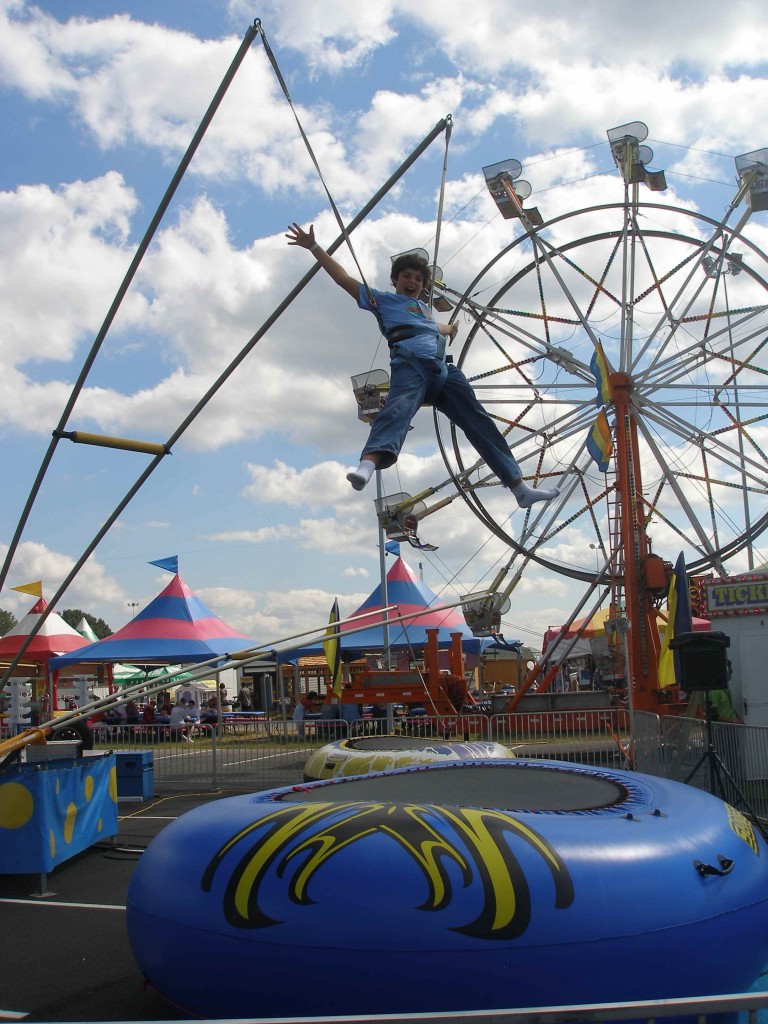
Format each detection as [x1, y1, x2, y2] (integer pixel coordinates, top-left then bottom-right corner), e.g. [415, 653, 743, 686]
[358, 285, 440, 359]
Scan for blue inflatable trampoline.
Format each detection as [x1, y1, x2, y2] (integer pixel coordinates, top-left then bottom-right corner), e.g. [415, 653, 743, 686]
[127, 760, 768, 1018]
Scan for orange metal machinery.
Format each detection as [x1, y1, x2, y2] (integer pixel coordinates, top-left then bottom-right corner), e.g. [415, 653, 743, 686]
[323, 628, 473, 719]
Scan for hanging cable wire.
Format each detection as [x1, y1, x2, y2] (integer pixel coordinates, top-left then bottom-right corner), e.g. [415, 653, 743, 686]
[0, 19, 261, 599]
[0, 48, 453, 685]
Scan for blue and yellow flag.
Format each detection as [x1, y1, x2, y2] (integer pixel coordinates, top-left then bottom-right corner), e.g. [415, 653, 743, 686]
[658, 552, 694, 688]
[587, 409, 613, 472]
[323, 598, 343, 698]
[590, 342, 613, 407]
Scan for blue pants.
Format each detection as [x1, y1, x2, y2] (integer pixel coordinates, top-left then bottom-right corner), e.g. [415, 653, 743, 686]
[361, 356, 523, 485]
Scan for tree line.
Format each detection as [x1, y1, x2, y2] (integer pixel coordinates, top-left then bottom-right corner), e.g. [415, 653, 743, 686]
[0, 608, 112, 638]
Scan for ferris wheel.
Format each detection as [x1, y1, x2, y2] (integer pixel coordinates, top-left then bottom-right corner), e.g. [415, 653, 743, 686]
[429, 123, 768, 707]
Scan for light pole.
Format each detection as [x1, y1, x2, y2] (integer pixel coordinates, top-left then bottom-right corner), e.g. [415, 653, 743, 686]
[127, 601, 139, 619]
[589, 543, 599, 571]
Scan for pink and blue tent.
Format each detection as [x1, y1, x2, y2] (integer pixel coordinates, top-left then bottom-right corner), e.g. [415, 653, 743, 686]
[50, 575, 257, 669]
[286, 556, 482, 659]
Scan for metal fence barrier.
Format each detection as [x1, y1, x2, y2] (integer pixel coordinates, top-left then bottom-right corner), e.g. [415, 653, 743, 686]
[658, 714, 768, 821]
[93, 711, 768, 813]
[95, 708, 641, 790]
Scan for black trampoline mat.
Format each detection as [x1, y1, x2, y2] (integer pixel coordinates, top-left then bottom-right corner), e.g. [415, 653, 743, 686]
[282, 763, 627, 811]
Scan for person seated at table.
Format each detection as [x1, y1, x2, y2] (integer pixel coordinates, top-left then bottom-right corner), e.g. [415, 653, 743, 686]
[200, 697, 219, 724]
[104, 702, 127, 727]
[124, 698, 141, 725]
[186, 700, 205, 735]
[292, 690, 319, 739]
[169, 698, 194, 742]
[142, 700, 157, 724]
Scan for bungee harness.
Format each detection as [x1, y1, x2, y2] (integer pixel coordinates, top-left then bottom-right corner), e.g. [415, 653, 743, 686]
[385, 324, 452, 405]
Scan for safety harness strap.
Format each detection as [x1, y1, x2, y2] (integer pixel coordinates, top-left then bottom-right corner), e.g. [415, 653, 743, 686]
[391, 347, 450, 405]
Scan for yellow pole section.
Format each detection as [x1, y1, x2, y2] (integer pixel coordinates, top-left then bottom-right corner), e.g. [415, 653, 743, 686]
[0, 726, 51, 759]
[54, 430, 168, 456]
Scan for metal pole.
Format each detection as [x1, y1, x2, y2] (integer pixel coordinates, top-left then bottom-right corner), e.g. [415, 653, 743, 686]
[376, 469, 391, 670]
[210, 717, 218, 792]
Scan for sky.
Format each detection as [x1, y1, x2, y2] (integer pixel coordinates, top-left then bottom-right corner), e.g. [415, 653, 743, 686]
[1, 0, 767, 655]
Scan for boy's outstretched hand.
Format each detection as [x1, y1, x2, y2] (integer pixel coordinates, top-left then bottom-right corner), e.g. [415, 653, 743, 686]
[286, 222, 315, 249]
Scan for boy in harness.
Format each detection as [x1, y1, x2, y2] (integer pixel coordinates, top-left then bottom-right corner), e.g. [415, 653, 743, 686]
[286, 223, 560, 508]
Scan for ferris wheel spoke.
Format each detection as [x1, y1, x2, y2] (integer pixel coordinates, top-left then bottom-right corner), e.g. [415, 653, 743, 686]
[465, 302, 593, 382]
[640, 396, 768, 488]
[638, 308, 768, 389]
[515, 230, 608, 350]
[631, 198, 755, 369]
[635, 418, 738, 573]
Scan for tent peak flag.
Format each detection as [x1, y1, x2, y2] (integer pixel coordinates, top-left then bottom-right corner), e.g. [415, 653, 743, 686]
[149, 556, 179, 574]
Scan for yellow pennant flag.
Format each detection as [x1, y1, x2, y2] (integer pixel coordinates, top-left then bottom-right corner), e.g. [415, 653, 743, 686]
[323, 598, 343, 698]
[11, 581, 43, 598]
[657, 572, 678, 689]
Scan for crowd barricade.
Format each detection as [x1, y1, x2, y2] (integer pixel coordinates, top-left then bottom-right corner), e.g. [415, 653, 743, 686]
[659, 713, 768, 820]
[630, 710, 663, 774]
[87, 709, 768, 809]
[490, 707, 631, 766]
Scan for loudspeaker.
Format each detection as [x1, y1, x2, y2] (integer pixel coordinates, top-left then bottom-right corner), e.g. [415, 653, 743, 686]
[669, 631, 730, 691]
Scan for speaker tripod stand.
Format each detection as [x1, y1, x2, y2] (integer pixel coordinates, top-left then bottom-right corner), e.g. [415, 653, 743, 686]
[684, 696, 767, 841]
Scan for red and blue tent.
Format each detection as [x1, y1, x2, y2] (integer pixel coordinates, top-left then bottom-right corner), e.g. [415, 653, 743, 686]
[285, 556, 482, 659]
[50, 575, 257, 669]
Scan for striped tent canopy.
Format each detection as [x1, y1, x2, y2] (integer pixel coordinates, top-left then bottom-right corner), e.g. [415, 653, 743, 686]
[287, 556, 481, 659]
[561, 607, 710, 640]
[50, 574, 257, 669]
[0, 598, 91, 662]
[75, 616, 99, 642]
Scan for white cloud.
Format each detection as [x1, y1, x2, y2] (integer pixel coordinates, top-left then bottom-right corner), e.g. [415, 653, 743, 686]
[0, 539, 126, 619]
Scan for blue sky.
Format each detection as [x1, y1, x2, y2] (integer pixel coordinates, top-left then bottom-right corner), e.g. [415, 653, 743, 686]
[1, 0, 767, 652]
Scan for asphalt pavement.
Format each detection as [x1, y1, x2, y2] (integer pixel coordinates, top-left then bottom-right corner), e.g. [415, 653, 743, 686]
[0, 788, 250, 1023]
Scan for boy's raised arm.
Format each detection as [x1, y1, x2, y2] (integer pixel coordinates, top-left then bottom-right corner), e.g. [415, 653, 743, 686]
[286, 222, 361, 300]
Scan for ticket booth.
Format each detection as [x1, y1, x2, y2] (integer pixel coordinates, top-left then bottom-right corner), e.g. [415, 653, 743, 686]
[703, 571, 768, 727]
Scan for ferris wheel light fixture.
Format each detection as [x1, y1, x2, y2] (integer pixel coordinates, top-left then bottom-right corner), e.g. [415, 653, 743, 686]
[482, 158, 543, 226]
[735, 149, 768, 213]
[701, 253, 745, 279]
[607, 120, 667, 192]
